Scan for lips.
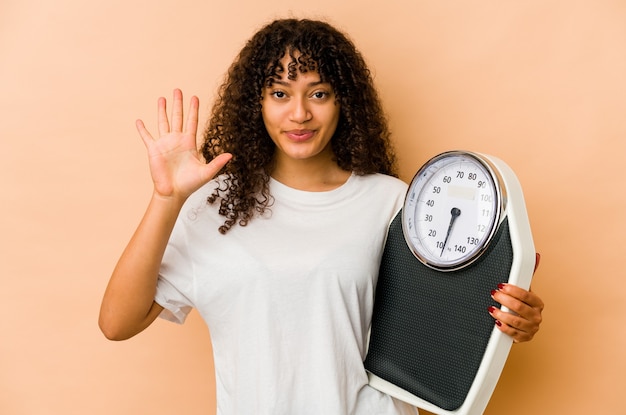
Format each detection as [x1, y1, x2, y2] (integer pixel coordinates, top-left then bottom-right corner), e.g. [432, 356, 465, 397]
[285, 129, 315, 142]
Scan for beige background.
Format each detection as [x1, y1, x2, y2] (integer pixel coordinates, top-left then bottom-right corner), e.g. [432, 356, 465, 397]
[1, 0, 624, 414]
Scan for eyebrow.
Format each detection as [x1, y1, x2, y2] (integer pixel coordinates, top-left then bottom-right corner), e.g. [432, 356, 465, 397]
[271, 79, 327, 88]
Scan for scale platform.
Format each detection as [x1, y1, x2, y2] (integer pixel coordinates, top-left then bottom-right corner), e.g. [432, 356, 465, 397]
[365, 152, 535, 415]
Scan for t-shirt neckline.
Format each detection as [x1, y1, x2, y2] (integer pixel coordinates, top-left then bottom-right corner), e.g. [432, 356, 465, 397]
[269, 172, 357, 203]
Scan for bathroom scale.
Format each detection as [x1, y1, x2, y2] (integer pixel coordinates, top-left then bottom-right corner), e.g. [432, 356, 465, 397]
[365, 150, 536, 415]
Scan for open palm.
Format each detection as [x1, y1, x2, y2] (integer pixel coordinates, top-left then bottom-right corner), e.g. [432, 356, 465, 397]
[136, 89, 231, 201]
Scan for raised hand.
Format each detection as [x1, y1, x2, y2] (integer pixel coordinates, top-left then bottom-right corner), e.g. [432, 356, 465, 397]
[99, 90, 232, 341]
[136, 89, 231, 202]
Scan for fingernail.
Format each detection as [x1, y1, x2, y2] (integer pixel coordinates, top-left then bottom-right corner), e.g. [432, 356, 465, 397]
[497, 283, 506, 290]
[488, 306, 496, 314]
[495, 320, 502, 327]
[491, 289, 497, 296]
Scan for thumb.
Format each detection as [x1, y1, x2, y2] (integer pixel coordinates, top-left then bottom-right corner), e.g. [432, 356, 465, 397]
[533, 252, 541, 274]
[199, 153, 233, 183]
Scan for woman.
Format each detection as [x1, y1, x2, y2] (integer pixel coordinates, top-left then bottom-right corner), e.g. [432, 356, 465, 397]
[99, 19, 543, 415]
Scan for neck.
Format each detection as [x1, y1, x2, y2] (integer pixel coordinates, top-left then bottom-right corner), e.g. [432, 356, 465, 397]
[270, 155, 351, 192]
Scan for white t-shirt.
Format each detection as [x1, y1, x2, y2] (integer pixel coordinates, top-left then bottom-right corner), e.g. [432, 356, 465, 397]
[155, 173, 417, 415]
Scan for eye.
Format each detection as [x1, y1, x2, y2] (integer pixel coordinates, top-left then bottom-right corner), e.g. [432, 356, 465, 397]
[311, 90, 330, 100]
[270, 90, 287, 99]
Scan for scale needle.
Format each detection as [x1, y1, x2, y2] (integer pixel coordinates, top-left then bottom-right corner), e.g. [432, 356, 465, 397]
[441, 207, 461, 257]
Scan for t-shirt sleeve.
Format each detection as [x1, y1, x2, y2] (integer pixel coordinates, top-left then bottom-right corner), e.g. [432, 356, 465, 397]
[154, 214, 195, 324]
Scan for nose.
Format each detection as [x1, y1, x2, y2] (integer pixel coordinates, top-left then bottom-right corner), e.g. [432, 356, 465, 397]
[289, 97, 312, 124]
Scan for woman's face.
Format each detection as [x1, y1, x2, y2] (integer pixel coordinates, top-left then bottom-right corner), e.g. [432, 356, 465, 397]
[261, 54, 340, 169]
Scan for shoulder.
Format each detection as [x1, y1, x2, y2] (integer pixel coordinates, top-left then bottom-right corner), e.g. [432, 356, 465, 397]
[350, 173, 408, 216]
[352, 173, 408, 194]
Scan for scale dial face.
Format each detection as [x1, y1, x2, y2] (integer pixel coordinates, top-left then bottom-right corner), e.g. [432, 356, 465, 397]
[402, 151, 504, 271]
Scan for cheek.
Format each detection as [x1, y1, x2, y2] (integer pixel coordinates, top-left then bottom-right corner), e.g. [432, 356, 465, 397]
[261, 103, 283, 128]
[327, 106, 341, 132]
[260, 113, 274, 136]
[260, 109, 280, 144]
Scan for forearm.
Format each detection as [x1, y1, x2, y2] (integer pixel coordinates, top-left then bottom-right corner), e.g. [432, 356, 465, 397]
[98, 193, 185, 340]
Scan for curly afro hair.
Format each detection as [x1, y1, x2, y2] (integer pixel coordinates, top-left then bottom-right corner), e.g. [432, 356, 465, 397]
[201, 18, 397, 234]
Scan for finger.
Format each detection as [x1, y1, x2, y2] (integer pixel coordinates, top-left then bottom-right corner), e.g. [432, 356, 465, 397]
[488, 302, 538, 343]
[157, 96, 169, 136]
[136, 119, 155, 148]
[491, 291, 536, 325]
[199, 153, 233, 183]
[171, 89, 184, 133]
[184, 95, 200, 135]
[534, 252, 541, 273]
[496, 283, 544, 310]
[492, 318, 534, 343]
[489, 303, 531, 329]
